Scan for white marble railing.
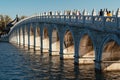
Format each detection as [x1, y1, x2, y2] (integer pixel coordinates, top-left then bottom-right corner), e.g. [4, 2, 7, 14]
[13, 15, 120, 27]
[8, 8, 120, 35]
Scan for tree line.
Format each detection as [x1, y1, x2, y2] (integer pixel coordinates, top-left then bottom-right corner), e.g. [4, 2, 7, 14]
[0, 15, 27, 35]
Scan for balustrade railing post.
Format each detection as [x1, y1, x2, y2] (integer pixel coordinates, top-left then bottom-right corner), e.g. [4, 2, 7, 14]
[48, 16, 50, 22]
[116, 8, 120, 28]
[103, 17, 106, 27]
[64, 15, 66, 23]
[76, 16, 78, 23]
[83, 16, 85, 24]
[58, 15, 60, 22]
[92, 16, 95, 24]
[92, 9, 96, 24]
[54, 15, 56, 22]
[61, 15, 64, 22]
[116, 17, 120, 28]
[69, 15, 71, 23]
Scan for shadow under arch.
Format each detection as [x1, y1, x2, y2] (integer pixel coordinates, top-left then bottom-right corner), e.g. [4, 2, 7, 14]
[29, 24, 34, 48]
[98, 34, 120, 61]
[99, 35, 120, 71]
[24, 26, 28, 47]
[42, 27, 49, 52]
[51, 28, 60, 55]
[20, 27, 23, 45]
[63, 29, 75, 59]
[9, 28, 18, 44]
[79, 31, 95, 64]
[35, 25, 41, 50]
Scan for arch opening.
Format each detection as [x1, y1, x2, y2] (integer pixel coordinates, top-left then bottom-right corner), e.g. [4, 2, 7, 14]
[102, 40, 120, 71]
[10, 31, 17, 43]
[24, 26, 28, 47]
[43, 27, 49, 52]
[35, 26, 41, 50]
[51, 28, 60, 55]
[29, 26, 34, 48]
[20, 27, 23, 45]
[79, 34, 95, 64]
[63, 30, 74, 59]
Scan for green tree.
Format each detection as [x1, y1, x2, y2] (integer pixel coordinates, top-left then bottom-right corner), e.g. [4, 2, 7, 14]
[0, 14, 12, 34]
[20, 15, 27, 20]
[4, 15, 12, 26]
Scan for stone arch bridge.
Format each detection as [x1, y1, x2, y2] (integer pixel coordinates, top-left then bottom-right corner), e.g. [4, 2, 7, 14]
[2, 9, 120, 71]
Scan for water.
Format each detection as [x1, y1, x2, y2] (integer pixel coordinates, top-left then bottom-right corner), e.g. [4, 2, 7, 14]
[0, 42, 120, 80]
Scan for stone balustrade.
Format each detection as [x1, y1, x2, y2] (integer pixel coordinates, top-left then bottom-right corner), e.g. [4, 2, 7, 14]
[12, 8, 120, 29]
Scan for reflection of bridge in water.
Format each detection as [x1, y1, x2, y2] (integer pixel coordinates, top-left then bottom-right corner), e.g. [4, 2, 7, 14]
[1, 8, 120, 72]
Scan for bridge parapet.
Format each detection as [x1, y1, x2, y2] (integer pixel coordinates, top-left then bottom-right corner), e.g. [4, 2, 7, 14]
[7, 8, 120, 35]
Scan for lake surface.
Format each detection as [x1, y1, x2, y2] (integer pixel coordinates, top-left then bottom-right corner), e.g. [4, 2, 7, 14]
[0, 42, 120, 80]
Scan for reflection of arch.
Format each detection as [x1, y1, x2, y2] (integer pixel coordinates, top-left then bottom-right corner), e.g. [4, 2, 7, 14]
[100, 35, 120, 61]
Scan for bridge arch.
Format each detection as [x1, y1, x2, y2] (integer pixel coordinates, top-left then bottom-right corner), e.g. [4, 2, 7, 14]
[9, 29, 18, 44]
[51, 27, 60, 55]
[19, 26, 23, 45]
[99, 34, 120, 61]
[79, 30, 96, 64]
[24, 25, 28, 47]
[42, 26, 49, 52]
[35, 23, 41, 50]
[29, 24, 34, 48]
[63, 26, 75, 59]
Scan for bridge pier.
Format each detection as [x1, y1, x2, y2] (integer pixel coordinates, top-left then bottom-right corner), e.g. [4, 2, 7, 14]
[59, 31, 64, 60]
[94, 60, 102, 72]
[49, 33, 52, 56]
[74, 37, 80, 65]
[59, 41, 64, 60]
[94, 47, 102, 72]
[33, 24, 36, 51]
[22, 26, 25, 47]
[40, 27, 43, 53]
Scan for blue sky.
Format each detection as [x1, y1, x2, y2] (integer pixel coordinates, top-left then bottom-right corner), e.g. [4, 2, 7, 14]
[0, 0, 120, 19]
